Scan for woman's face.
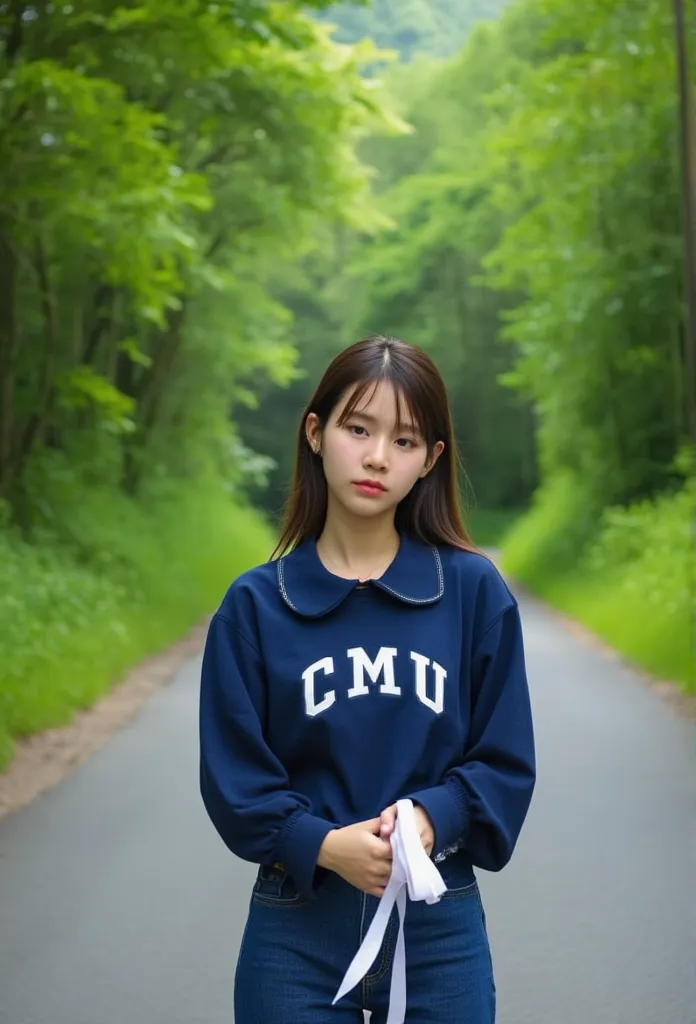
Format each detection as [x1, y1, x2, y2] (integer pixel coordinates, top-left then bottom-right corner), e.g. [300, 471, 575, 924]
[306, 381, 444, 522]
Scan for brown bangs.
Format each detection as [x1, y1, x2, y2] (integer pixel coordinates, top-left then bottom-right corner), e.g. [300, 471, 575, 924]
[335, 378, 428, 444]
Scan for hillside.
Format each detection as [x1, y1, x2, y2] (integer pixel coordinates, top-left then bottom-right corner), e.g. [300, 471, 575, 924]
[317, 0, 510, 60]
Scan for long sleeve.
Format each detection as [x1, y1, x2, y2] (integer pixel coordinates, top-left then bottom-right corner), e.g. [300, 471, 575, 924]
[407, 601, 536, 871]
[199, 612, 335, 897]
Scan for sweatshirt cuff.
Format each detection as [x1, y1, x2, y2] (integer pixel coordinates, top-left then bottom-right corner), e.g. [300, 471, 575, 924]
[406, 782, 469, 856]
[275, 812, 336, 898]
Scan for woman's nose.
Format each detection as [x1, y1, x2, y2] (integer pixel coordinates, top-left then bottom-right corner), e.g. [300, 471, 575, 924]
[364, 438, 389, 469]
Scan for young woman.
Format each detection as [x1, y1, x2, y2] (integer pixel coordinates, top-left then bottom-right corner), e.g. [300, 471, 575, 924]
[199, 336, 536, 1023]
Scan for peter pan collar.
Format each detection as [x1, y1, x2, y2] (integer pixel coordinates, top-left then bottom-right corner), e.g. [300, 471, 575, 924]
[277, 534, 444, 619]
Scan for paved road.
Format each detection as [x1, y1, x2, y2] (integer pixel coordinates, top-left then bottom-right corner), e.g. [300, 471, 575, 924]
[1, 590, 695, 1024]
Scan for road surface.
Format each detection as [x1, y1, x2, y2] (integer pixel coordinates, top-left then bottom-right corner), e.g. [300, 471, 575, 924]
[1, 589, 695, 1024]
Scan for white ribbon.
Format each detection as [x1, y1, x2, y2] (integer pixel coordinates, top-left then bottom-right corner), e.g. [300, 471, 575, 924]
[332, 799, 447, 1023]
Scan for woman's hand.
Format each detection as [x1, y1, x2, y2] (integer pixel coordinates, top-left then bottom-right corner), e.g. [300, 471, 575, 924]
[317, 818, 393, 897]
[379, 803, 435, 857]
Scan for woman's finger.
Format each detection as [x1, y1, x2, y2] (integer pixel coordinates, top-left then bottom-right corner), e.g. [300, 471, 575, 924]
[379, 803, 397, 838]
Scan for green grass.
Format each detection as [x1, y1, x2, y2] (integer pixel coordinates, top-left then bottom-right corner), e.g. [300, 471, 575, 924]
[0, 481, 274, 771]
[501, 474, 695, 691]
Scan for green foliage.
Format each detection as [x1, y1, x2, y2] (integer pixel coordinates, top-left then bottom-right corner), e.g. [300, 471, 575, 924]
[0, 482, 274, 769]
[238, 11, 538, 515]
[0, 0, 395, 512]
[467, 0, 695, 690]
[501, 476, 695, 689]
[500, 471, 605, 586]
[466, 508, 523, 549]
[56, 366, 136, 435]
[482, 0, 684, 505]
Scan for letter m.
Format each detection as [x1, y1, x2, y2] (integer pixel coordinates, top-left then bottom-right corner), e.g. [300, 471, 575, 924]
[346, 647, 400, 697]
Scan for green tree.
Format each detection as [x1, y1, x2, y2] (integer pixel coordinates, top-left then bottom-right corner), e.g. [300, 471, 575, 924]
[482, 0, 685, 506]
[0, 0, 392, 528]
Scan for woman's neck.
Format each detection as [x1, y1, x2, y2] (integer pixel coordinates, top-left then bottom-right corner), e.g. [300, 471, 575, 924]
[316, 502, 400, 581]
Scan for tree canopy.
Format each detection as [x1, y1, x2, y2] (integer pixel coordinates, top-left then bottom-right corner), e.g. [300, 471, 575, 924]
[0, 0, 398, 525]
[237, 0, 690, 521]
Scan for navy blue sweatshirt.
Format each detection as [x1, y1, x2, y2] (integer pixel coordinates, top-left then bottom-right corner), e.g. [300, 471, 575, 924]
[199, 535, 535, 899]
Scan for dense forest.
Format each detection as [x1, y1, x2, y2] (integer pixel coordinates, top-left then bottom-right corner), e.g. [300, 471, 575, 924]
[0, 0, 694, 769]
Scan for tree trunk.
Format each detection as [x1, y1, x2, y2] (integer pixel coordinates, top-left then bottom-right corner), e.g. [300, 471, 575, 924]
[0, 226, 17, 496]
[15, 232, 59, 480]
[121, 304, 188, 494]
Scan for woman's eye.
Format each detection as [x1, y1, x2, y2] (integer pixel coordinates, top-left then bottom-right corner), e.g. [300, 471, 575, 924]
[396, 437, 416, 448]
[349, 424, 367, 437]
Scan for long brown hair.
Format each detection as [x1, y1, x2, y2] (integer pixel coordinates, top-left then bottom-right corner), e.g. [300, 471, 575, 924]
[272, 336, 477, 558]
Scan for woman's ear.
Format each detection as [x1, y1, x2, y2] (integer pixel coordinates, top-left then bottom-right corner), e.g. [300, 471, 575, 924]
[420, 441, 445, 478]
[305, 412, 322, 455]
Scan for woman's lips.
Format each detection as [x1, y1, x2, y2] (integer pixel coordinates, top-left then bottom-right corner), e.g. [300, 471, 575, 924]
[353, 481, 386, 496]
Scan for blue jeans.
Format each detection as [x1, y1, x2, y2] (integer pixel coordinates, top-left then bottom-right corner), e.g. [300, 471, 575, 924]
[234, 851, 496, 1023]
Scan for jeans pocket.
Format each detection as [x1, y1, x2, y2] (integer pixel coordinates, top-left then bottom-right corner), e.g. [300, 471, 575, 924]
[437, 852, 478, 899]
[442, 879, 479, 900]
[251, 863, 307, 908]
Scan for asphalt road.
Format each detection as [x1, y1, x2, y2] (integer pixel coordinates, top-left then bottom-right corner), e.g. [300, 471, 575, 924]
[1, 589, 695, 1024]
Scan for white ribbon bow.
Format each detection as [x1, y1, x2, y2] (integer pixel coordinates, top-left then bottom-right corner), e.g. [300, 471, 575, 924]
[332, 799, 447, 1023]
